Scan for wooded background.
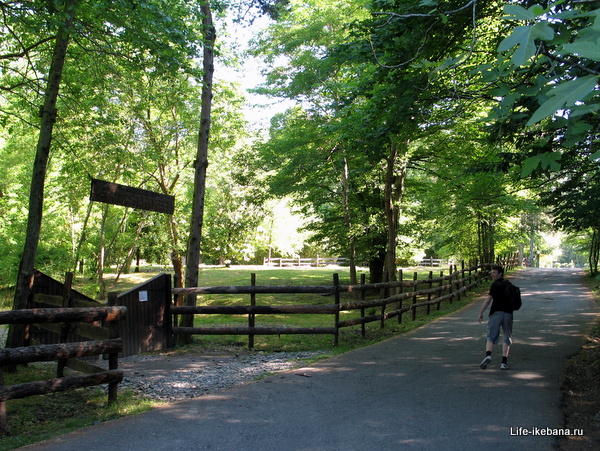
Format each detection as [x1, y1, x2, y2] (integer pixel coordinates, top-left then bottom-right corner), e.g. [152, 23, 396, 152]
[1, 0, 598, 308]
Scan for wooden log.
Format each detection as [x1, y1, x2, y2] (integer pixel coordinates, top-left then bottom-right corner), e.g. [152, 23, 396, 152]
[249, 273, 256, 350]
[0, 370, 123, 401]
[333, 273, 340, 345]
[412, 272, 418, 321]
[172, 304, 339, 315]
[172, 326, 337, 336]
[172, 285, 336, 295]
[0, 370, 6, 433]
[337, 314, 382, 328]
[107, 293, 120, 404]
[0, 339, 123, 365]
[0, 307, 127, 325]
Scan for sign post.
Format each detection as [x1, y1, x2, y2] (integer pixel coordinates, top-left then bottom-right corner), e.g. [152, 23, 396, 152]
[90, 179, 175, 214]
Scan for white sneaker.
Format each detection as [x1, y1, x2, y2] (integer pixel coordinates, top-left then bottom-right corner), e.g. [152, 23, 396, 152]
[500, 363, 509, 370]
[480, 356, 491, 369]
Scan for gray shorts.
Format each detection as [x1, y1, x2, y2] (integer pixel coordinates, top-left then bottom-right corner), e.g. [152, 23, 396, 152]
[486, 311, 513, 345]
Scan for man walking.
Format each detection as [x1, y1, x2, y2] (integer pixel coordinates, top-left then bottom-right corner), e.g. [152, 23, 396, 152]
[478, 265, 512, 370]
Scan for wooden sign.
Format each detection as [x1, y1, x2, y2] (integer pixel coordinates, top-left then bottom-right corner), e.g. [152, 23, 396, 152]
[90, 179, 174, 214]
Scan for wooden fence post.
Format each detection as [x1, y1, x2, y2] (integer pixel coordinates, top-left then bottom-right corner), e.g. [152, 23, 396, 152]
[0, 369, 6, 434]
[397, 269, 403, 324]
[333, 273, 340, 346]
[57, 272, 74, 378]
[360, 273, 366, 337]
[437, 271, 443, 310]
[381, 272, 388, 329]
[456, 262, 463, 302]
[165, 274, 173, 349]
[411, 272, 418, 321]
[427, 270, 433, 315]
[448, 266, 454, 304]
[107, 293, 120, 405]
[249, 273, 256, 350]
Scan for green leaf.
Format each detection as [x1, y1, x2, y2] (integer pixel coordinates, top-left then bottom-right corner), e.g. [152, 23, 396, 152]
[498, 26, 537, 66]
[498, 26, 527, 52]
[591, 150, 600, 161]
[503, 5, 535, 21]
[521, 156, 541, 177]
[540, 152, 562, 171]
[532, 22, 554, 41]
[527, 76, 599, 125]
[531, 5, 547, 17]
[562, 40, 600, 60]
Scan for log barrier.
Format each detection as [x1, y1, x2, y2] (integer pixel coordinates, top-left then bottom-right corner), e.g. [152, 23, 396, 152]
[0, 305, 127, 434]
[171, 255, 519, 348]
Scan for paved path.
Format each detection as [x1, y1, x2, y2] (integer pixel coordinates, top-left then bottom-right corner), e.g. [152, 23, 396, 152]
[22, 268, 598, 450]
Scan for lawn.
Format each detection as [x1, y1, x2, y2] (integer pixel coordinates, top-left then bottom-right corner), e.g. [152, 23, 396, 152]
[1, 264, 488, 449]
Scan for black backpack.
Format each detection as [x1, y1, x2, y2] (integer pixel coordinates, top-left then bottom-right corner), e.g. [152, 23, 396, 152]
[504, 280, 522, 312]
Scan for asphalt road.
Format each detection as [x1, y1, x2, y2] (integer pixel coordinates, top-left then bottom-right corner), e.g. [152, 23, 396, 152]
[21, 267, 598, 450]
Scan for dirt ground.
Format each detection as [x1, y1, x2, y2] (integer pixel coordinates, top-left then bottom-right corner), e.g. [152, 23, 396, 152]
[559, 319, 600, 450]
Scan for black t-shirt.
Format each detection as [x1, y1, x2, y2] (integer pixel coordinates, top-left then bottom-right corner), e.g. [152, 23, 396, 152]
[489, 278, 512, 315]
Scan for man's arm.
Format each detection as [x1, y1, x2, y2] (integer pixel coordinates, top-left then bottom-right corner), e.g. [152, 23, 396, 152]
[478, 295, 492, 323]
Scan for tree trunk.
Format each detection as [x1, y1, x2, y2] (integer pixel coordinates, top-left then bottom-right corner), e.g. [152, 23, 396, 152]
[478, 212, 495, 264]
[183, 2, 215, 343]
[590, 228, 600, 277]
[97, 203, 109, 300]
[383, 140, 409, 286]
[340, 154, 357, 285]
[6, 0, 78, 350]
[114, 217, 146, 283]
[369, 253, 385, 284]
[72, 200, 93, 273]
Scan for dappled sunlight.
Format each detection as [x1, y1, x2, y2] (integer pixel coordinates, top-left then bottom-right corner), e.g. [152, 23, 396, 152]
[510, 371, 544, 381]
[526, 340, 560, 347]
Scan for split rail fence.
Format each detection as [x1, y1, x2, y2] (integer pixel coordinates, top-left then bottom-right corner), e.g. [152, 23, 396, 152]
[263, 257, 348, 267]
[171, 256, 519, 349]
[0, 304, 126, 434]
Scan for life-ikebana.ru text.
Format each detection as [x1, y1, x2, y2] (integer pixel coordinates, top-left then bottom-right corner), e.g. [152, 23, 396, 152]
[510, 427, 584, 437]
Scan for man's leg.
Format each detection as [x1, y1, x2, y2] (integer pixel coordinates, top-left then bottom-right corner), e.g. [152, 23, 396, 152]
[480, 341, 493, 369]
[502, 342, 510, 358]
[500, 313, 513, 370]
[481, 314, 500, 369]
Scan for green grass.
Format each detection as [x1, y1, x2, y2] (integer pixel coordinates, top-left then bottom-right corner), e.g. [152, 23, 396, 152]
[100, 265, 483, 353]
[1, 264, 486, 449]
[0, 365, 155, 450]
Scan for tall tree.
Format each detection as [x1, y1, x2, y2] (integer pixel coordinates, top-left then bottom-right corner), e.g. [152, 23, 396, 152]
[252, 0, 501, 280]
[4, 0, 206, 347]
[7, 0, 79, 349]
[183, 1, 216, 342]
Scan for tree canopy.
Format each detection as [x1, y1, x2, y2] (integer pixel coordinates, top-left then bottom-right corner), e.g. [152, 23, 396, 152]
[1, 0, 599, 306]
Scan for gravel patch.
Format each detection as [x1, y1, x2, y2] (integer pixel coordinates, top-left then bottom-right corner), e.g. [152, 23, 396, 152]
[1, 325, 325, 403]
[99, 349, 326, 402]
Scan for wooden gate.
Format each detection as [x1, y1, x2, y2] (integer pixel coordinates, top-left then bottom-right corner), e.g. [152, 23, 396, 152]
[28, 270, 103, 347]
[28, 271, 172, 357]
[112, 273, 171, 356]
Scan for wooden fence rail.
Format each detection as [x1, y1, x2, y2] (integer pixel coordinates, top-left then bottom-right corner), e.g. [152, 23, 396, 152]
[418, 257, 454, 267]
[0, 306, 127, 434]
[171, 257, 519, 349]
[263, 257, 348, 267]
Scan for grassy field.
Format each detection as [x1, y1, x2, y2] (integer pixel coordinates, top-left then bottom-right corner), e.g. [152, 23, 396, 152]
[0, 264, 488, 449]
[98, 265, 475, 352]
